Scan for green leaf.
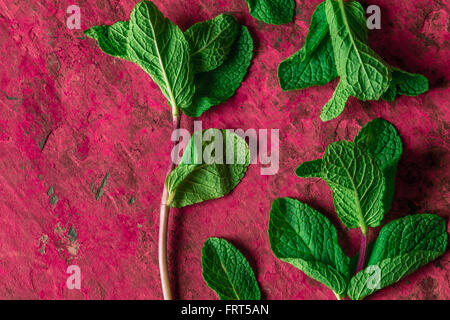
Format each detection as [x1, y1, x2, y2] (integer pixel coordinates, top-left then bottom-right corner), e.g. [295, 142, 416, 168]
[278, 37, 337, 91]
[202, 238, 261, 300]
[321, 141, 385, 232]
[185, 26, 253, 117]
[84, 21, 130, 59]
[166, 129, 250, 208]
[246, 0, 295, 25]
[393, 68, 429, 96]
[185, 14, 240, 73]
[320, 81, 350, 121]
[127, 1, 194, 113]
[368, 214, 447, 265]
[348, 214, 447, 300]
[325, 0, 390, 100]
[278, 2, 337, 91]
[354, 119, 403, 212]
[382, 68, 429, 101]
[348, 251, 442, 300]
[295, 159, 322, 178]
[268, 197, 351, 296]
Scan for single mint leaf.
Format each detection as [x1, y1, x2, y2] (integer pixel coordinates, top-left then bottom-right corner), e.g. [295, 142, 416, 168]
[302, 2, 330, 55]
[348, 251, 443, 300]
[295, 159, 322, 178]
[368, 214, 447, 265]
[320, 81, 350, 121]
[268, 197, 351, 296]
[246, 0, 295, 25]
[382, 68, 429, 101]
[166, 129, 250, 208]
[202, 238, 261, 300]
[278, 37, 337, 91]
[185, 26, 253, 117]
[325, 0, 390, 101]
[321, 141, 385, 232]
[278, 2, 337, 91]
[185, 14, 239, 73]
[354, 119, 403, 212]
[127, 1, 194, 112]
[392, 68, 429, 97]
[348, 214, 447, 300]
[84, 21, 130, 59]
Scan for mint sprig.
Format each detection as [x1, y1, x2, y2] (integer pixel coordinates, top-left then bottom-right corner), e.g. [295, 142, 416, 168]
[278, 0, 429, 121]
[271, 119, 447, 299]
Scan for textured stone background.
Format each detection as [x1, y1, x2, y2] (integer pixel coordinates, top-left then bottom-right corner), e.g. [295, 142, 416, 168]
[0, 0, 448, 299]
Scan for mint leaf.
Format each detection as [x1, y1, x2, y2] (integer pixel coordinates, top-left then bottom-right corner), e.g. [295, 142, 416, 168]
[321, 141, 385, 232]
[347, 214, 447, 300]
[320, 81, 350, 121]
[127, 1, 194, 113]
[202, 238, 260, 300]
[278, 35, 337, 91]
[166, 129, 250, 208]
[84, 21, 130, 59]
[185, 26, 254, 117]
[354, 119, 403, 212]
[278, 2, 337, 90]
[325, 0, 390, 101]
[268, 197, 351, 296]
[348, 251, 443, 300]
[393, 68, 429, 96]
[246, 0, 295, 25]
[295, 159, 322, 178]
[185, 14, 239, 73]
[368, 214, 447, 265]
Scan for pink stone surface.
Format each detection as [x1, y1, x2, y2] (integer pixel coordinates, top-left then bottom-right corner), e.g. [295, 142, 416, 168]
[0, 0, 448, 300]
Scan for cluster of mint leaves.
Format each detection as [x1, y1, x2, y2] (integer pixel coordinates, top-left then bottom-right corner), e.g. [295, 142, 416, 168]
[269, 119, 447, 299]
[84, 0, 253, 118]
[245, 0, 295, 25]
[278, 0, 429, 121]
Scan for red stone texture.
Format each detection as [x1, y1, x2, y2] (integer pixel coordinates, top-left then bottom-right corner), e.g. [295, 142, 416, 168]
[0, 0, 448, 300]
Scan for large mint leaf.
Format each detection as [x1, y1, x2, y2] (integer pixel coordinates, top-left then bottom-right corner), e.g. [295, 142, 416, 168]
[278, 2, 337, 91]
[354, 119, 403, 212]
[325, 0, 390, 101]
[268, 197, 351, 296]
[166, 129, 250, 208]
[127, 1, 194, 112]
[321, 141, 385, 232]
[246, 0, 294, 25]
[348, 214, 447, 300]
[84, 21, 130, 59]
[202, 238, 261, 300]
[185, 26, 253, 117]
[320, 81, 350, 121]
[185, 14, 239, 73]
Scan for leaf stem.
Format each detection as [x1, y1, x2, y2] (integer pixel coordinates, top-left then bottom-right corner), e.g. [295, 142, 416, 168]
[355, 229, 368, 273]
[159, 112, 181, 300]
